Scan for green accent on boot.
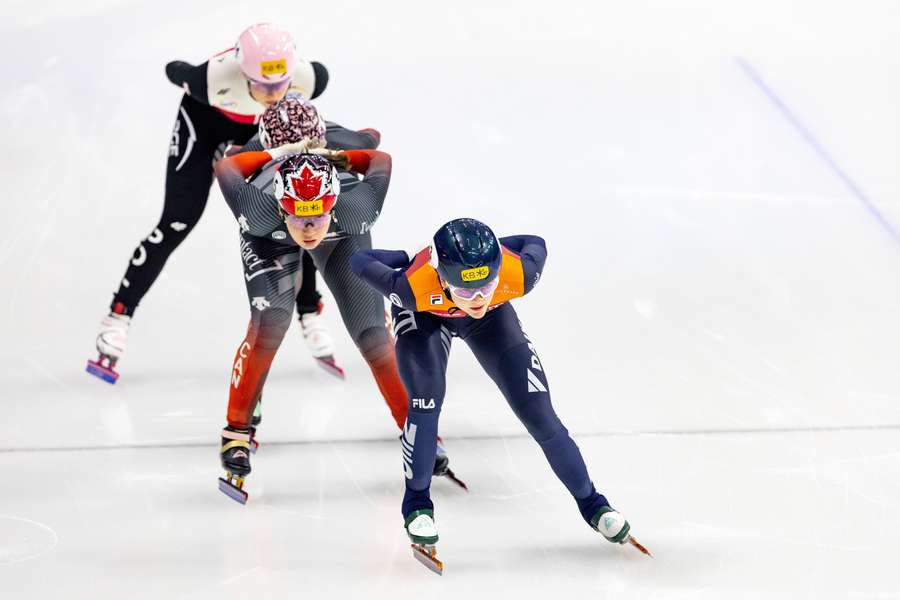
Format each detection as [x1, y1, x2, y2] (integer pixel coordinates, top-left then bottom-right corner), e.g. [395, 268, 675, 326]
[590, 506, 631, 544]
[404, 509, 439, 545]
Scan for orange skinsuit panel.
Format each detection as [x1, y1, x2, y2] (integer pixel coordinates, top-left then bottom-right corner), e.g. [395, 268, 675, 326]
[404, 245, 525, 317]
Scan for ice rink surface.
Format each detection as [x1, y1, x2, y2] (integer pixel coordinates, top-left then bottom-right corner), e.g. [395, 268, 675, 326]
[1, 1, 899, 597]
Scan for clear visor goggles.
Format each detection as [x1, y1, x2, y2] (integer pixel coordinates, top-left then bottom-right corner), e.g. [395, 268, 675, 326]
[248, 78, 292, 95]
[446, 276, 500, 301]
[284, 213, 331, 229]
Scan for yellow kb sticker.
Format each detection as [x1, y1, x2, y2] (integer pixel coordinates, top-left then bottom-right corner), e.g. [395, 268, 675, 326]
[294, 199, 324, 216]
[460, 266, 490, 282]
[260, 59, 288, 76]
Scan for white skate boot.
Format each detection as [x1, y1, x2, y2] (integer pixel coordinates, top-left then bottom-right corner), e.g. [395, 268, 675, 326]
[591, 507, 651, 556]
[86, 312, 131, 384]
[405, 509, 442, 575]
[299, 311, 344, 379]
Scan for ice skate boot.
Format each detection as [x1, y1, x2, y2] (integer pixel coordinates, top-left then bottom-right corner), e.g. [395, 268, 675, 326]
[405, 509, 442, 575]
[591, 506, 651, 556]
[433, 437, 467, 491]
[218, 426, 253, 504]
[300, 306, 345, 379]
[86, 310, 130, 384]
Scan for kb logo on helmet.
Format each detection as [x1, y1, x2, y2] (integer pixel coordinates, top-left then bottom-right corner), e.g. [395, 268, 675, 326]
[260, 59, 287, 76]
[294, 199, 324, 216]
[460, 266, 490, 282]
[275, 155, 340, 218]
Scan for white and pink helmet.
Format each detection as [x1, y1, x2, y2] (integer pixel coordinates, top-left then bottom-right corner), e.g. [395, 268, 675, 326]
[235, 23, 296, 84]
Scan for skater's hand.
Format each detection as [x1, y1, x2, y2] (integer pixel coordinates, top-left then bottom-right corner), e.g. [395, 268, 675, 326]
[268, 139, 314, 160]
[309, 147, 350, 170]
[308, 147, 339, 159]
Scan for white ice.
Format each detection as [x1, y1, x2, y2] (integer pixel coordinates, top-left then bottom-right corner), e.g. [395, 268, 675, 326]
[1, 1, 899, 598]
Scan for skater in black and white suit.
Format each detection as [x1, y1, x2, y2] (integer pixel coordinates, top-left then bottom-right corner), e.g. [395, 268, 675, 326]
[87, 22, 353, 383]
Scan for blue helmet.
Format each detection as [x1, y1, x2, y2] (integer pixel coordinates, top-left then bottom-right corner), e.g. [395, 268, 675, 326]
[432, 218, 502, 288]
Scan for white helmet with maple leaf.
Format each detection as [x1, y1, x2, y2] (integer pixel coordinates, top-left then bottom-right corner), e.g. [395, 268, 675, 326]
[273, 154, 341, 217]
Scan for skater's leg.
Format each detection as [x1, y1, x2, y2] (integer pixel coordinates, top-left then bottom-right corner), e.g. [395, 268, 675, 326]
[227, 235, 302, 429]
[464, 304, 610, 524]
[294, 250, 335, 362]
[88, 98, 254, 381]
[310, 233, 409, 428]
[218, 237, 301, 503]
[111, 96, 251, 314]
[356, 327, 408, 429]
[388, 306, 449, 517]
[295, 251, 321, 314]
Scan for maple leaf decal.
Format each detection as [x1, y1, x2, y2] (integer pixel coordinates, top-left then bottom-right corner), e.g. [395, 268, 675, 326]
[289, 165, 324, 200]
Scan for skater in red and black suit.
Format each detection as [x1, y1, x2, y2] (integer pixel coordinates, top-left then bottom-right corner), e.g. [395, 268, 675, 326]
[212, 98, 461, 504]
[87, 23, 347, 383]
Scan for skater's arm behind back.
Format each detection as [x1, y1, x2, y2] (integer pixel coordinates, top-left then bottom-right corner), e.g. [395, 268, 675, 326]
[331, 150, 392, 233]
[500, 235, 547, 294]
[165, 60, 209, 103]
[214, 153, 283, 237]
[325, 122, 380, 150]
[350, 248, 415, 306]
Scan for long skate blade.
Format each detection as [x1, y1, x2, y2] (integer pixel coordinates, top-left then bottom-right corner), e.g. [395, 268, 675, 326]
[627, 535, 652, 557]
[444, 468, 469, 492]
[315, 356, 345, 379]
[411, 544, 443, 575]
[86, 360, 119, 384]
[218, 478, 248, 505]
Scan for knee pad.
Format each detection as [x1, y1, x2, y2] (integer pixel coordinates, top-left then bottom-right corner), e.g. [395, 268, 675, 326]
[254, 308, 292, 350]
[357, 326, 391, 361]
[536, 424, 571, 453]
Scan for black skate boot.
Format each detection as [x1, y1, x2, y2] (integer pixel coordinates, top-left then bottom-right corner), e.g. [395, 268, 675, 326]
[218, 426, 253, 504]
[433, 437, 467, 491]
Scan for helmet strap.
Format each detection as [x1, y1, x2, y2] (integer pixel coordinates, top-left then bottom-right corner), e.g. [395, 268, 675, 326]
[435, 276, 453, 301]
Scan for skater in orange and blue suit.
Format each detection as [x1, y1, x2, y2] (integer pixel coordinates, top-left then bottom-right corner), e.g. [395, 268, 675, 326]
[351, 218, 649, 573]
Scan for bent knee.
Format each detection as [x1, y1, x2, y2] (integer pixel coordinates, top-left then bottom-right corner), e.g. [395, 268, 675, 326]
[529, 419, 567, 445]
[253, 308, 292, 349]
[357, 326, 390, 357]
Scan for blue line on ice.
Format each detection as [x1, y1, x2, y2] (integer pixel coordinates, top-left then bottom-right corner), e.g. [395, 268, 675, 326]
[736, 57, 900, 245]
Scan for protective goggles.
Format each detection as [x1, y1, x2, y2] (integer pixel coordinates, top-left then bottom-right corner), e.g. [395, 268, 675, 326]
[248, 78, 292, 95]
[285, 213, 331, 229]
[446, 276, 500, 300]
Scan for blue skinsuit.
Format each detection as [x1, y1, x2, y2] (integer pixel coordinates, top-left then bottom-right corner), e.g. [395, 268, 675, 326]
[350, 235, 612, 525]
